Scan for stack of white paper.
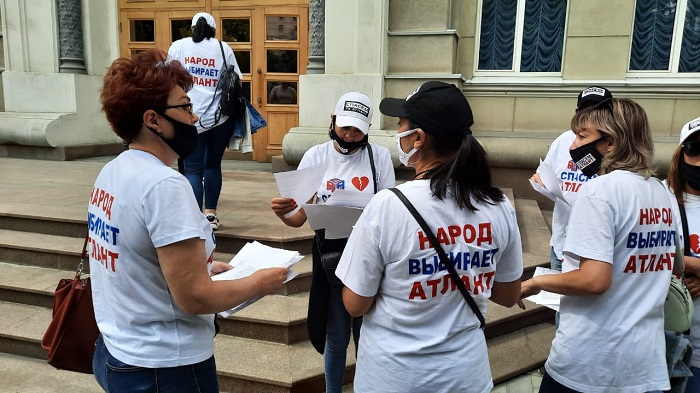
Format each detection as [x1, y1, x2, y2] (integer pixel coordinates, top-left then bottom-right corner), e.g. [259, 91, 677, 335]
[524, 267, 562, 311]
[211, 241, 303, 317]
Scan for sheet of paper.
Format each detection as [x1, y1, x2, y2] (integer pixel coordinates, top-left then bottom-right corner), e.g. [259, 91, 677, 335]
[325, 189, 374, 209]
[529, 179, 558, 204]
[274, 164, 325, 217]
[211, 241, 302, 316]
[524, 266, 562, 312]
[302, 204, 363, 239]
[532, 159, 571, 206]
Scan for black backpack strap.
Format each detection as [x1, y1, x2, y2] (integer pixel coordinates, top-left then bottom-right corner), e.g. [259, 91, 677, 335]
[366, 143, 377, 194]
[218, 40, 229, 70]
[680, 203, 691, 256]
[388, 187, 487, 330]
[197, 41, 227, 129]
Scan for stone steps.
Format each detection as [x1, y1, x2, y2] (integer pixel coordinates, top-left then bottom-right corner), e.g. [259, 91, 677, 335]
[0, 301, 553, 392]
[0, 157, 557, 391]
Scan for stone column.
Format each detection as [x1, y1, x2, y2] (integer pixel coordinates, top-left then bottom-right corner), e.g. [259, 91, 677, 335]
[307, 0, 325, 74]
[281, 0, 390, 166]
[57, 0, 86, 74]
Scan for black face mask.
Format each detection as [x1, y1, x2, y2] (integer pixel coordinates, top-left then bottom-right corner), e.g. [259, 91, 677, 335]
[569, 137, 607, 178]
[146, 112, 198, 159]
[328, 121, 368, 155]
[680, 159, 700, 191]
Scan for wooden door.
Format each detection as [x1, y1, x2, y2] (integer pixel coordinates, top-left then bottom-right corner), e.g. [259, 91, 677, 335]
[118, 0, 309, 163]
[217, 6, 307, 162]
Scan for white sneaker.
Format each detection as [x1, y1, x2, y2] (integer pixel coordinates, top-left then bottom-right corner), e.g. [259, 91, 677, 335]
[205, 213, 220, 230]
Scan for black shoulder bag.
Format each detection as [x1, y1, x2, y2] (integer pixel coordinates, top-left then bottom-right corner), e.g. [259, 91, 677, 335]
[388, 187, 486, 329]
[318, 144, 378, 286]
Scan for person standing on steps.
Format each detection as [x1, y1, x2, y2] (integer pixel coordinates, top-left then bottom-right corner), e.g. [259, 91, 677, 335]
[521, 98, 674, 392]
[168, 12, 242, 231]
[91, 48, 287, 392]
[270, 92, 395, 393]
[337, 81, 523, 393]
[530, 87, 614, 377]
[530, 86, 613, 276]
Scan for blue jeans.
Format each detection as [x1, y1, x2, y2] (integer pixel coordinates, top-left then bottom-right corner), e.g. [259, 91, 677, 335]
[325, 286, 360, 393]
[184, 118, 235, 210]
[686, 366, 700, 392]
[93, 334, 219, 393]
[550, 247, 562, 272]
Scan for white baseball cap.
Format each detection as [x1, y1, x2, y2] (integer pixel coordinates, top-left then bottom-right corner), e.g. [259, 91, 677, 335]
[334, 92, 373, 134]
[192, 12, 216, 29]
[680, 116, 700, 144]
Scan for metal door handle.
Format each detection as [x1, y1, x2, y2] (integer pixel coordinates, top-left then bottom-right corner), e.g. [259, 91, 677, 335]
[256, 67, 262, 74]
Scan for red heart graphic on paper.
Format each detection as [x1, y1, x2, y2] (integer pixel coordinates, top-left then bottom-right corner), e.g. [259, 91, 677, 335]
[691, 234, 700, 254]
[352, 176, 369, 191]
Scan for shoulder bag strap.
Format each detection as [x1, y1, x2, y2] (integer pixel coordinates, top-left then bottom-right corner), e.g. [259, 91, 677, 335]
[388, 187, 486, 329]
[679, 203, 691, 256]
[366, 143, 377, 194]
[218, 40, 229, 70]
[75, 234, 89, 279]
[197, 40, 226, 129]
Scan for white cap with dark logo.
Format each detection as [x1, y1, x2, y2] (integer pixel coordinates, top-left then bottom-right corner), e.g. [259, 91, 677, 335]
[334, 92, 373, 135]
[192, 12, 216, 29]
[680, 116, 700, 145]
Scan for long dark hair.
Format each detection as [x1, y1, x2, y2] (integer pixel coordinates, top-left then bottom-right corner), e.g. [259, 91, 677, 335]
[667, 145, 688, 206]
[420, 123, 504, 211]
[192, 17, 215, 43]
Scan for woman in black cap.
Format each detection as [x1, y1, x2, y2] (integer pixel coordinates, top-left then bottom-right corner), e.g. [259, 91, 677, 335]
[335, 81, 523, 392]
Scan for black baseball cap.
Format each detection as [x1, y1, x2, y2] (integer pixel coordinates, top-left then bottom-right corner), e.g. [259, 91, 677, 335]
[379, 81, 473, 140]
[576, 86, 613, 111]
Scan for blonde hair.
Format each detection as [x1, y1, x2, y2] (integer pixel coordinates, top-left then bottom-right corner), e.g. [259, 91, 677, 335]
[570, 98, 655, 178]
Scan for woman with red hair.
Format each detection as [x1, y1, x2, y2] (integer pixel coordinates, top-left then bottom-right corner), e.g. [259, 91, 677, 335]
[90, 48, 287, 392]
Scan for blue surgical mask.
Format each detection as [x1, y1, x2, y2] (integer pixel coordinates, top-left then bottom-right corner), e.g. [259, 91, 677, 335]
[396, 128, 420, 167]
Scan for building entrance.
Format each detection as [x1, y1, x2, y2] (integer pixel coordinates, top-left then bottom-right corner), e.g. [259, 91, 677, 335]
[118, 0, 309, 162]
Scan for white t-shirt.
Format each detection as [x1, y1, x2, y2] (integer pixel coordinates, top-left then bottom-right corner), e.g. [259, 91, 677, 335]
[336, 180, 523, 393]
[88, 149, 217, 368]
[297, 141, 395, 202]
[548, 171, 673, 392]
[168, 37, 242, 132]
[541, 130, 596, 260]
[667, 187, 700, 367]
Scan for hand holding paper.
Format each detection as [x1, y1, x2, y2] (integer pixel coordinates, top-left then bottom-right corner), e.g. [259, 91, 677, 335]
[273, 164, 326, 217]
[211, 241, 303, 317]
[524, 267, 562, 311]
[530, 159, 571, 206]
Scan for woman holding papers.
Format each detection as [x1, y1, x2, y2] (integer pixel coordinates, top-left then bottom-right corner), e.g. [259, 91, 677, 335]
[336, 81, 523, 393]
[521, 99, 674, 392]
[270, 91, 394, 393]
[90, 49, 287, 393]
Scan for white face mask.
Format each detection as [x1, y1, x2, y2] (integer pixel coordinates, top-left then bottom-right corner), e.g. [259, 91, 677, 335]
[396, 128, 420, 167]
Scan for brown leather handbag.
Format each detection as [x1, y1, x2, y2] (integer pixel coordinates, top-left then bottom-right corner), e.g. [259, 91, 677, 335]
[41, 236, 100, 374]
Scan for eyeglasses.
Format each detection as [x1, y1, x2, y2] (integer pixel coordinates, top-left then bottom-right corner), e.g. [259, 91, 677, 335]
[683, 141, 700, 157]
[159, 103, 193, 114]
